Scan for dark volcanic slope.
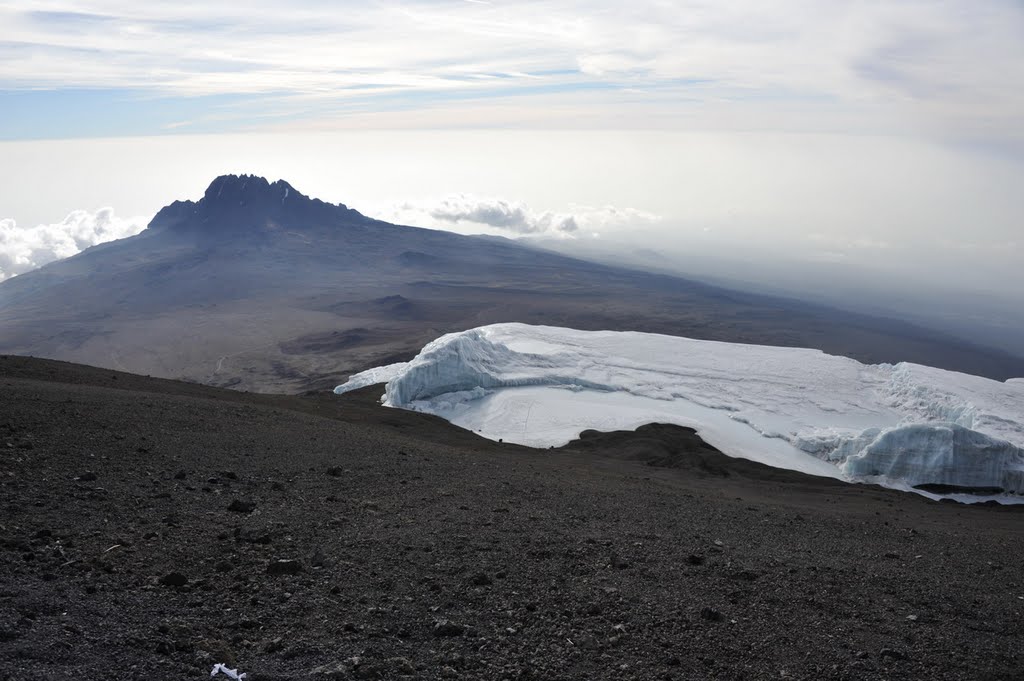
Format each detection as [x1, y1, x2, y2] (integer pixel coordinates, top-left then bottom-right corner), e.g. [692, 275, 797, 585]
[1, 356, 1022, 681]
[1, 174, 1022, 393]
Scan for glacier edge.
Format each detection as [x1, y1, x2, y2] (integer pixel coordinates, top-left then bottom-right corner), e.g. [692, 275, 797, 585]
[335, 323, 1024, 499]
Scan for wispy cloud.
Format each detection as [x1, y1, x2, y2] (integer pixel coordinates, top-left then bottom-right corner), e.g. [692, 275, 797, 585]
[0, 208, 149, 280]
[1, 1, 1022, 140]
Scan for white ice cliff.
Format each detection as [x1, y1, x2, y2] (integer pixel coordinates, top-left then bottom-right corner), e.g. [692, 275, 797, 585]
[335, 323, 1024, 497]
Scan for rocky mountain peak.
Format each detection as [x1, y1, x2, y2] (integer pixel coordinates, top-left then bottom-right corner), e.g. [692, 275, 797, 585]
[147, 174, 367, 236]
[202, 174, 301, 206]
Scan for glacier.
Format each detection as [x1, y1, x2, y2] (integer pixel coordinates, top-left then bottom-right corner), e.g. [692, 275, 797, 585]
[334, 323, 1024, 499]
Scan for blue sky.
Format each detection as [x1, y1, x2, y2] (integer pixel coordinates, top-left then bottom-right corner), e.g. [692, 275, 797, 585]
[2, 89, 262, 139]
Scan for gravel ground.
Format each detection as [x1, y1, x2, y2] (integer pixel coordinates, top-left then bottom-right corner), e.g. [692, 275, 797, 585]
[1, 356, 1022, 681]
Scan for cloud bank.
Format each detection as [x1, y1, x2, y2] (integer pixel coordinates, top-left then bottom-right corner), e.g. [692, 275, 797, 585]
[427, 196, 579, 234]
[387, 195, 660, 237]
[0, 209, 149, 280]
[0, 195, 656, 280]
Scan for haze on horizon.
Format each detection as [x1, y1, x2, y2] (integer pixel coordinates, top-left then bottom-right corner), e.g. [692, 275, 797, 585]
[2, 0, 1023, 353]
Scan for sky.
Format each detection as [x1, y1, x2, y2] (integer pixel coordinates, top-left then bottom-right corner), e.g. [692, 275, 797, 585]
[1, 0, 1023, 316]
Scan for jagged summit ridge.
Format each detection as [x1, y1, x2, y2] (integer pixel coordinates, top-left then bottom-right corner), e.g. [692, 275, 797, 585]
[203, 174, 301, 204]
[148, 174, 367, 236]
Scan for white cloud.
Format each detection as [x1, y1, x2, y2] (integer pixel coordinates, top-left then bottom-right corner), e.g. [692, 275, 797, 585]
[383, 194, 660, 237]
[426, 195, 578, 234]
[0, 208, 149, 280]
[1, 1, 1022, 140]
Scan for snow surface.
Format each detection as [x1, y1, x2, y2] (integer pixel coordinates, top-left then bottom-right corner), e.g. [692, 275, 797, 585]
[335, 323, 1024, 498]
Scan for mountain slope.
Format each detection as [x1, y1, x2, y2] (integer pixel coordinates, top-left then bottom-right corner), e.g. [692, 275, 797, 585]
[2, 174, 1022, 392]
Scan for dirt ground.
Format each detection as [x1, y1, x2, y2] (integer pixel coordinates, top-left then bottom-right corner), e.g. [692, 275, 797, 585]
[1, 356, 1021, 680]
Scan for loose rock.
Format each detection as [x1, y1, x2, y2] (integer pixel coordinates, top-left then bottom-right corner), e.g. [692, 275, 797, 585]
[700, 607, 725, 622]
[227, 499, 256, 513]
[432, 620, 465, 637]
[267, 559, 303, 576]
[159, 572, 189, 587]
[469, 572, 492, 586]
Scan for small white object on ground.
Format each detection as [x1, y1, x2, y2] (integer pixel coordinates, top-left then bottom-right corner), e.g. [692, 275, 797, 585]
[211, 663, 246, 680]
